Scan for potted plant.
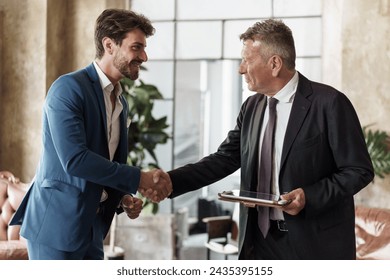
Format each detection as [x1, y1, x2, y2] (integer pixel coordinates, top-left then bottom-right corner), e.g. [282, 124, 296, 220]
[120, 75, 170, 214]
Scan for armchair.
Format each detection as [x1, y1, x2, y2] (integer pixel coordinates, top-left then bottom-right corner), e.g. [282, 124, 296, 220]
[0, 171, 29, 260]
[202, 203, 239, 260]
[201, 203, 390, 260]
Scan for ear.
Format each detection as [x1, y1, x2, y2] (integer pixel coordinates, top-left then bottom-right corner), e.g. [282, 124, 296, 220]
[270, 55, 283, 77]
[102, 37, 115, 56]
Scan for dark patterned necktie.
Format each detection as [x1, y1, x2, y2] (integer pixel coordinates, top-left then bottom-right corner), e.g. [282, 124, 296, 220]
[257, 97, 278, 237]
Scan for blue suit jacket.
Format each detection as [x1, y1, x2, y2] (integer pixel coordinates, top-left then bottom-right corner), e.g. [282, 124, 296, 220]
[10, 63, 140, 252]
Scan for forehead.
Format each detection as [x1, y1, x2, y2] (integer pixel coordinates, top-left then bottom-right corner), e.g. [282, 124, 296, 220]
[122, 28, 147, 46]
[241, 39, 261, 57]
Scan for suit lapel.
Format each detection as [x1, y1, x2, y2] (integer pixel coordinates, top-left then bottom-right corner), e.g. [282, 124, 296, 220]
[114, 95, 129, 164]
[250, 95, 266, 156]
[247, 95, 266, 191]
[85, 63, 108, 136]
[280, 74, 312, 168]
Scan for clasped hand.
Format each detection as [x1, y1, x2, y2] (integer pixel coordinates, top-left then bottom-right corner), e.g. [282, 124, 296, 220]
[121, 194, 143, 219]
[138, 169, 172, 203]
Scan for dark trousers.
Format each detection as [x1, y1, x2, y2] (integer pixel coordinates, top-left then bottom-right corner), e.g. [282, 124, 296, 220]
[240, 208, 299, 260]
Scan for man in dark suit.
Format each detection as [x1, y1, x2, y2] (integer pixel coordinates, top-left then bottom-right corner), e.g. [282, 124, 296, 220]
[157, 19, 374, 259]
[10, 9, 171, 260]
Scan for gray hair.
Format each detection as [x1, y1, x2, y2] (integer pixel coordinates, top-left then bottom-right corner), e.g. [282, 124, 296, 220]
[240, 19, 296, 70]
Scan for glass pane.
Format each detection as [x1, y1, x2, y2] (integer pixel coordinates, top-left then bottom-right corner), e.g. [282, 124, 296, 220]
[173, 60, 242, 217]
[146, 22, 174, 60]
[174, 61, 203, 167]
[296, 57, 322, 82]
[223, 20, 259, 59]
[177, 0, 272, 20]
[283, 17, 322, 57]
[274, 0, 322, 17]
[139, 61, 174, 99]
[176, 22, 222, 59]
[152, 101, 173, 167]
[131, 0, 175, 21]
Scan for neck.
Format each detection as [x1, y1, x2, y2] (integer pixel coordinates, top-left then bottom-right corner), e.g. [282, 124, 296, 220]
[95, 58, 121, 85]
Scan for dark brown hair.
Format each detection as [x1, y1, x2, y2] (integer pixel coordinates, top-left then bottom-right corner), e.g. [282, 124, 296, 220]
[94, 9, 155, 59]
[240, 19, 296, 70]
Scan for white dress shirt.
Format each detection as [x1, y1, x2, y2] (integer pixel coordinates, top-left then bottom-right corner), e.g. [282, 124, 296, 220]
[259, 71, 299, 220]
[93, 62, 124, 203]
[93, 61, 123, 161]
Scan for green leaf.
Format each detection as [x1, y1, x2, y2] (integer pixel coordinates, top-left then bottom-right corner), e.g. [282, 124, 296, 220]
[363, 125, 390, 178]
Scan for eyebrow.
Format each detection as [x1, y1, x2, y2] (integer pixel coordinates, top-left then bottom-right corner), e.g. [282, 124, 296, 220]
[132, 42, 146, 48]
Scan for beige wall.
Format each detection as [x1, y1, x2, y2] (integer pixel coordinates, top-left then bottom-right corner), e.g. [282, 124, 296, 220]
[0, 0, 47, 181]
[323, 0, 390, 208]
[0, 0, 389, 207]
[0, 0, 127, 181]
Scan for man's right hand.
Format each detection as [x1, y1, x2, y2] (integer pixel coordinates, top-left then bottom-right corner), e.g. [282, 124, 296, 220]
[138, 169, 172, 202]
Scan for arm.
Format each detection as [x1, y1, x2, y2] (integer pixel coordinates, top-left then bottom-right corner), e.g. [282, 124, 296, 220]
[293, 90, 374, 216]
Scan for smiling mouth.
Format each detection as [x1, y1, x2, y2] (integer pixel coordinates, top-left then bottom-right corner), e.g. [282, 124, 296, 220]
[131, 61, 142, 68]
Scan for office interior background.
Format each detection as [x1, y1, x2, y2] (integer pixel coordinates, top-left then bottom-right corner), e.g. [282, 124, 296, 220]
[0, 0, 389, 259]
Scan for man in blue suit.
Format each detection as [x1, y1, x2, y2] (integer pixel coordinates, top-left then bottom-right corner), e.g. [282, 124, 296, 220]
[10, 9, 171, 260]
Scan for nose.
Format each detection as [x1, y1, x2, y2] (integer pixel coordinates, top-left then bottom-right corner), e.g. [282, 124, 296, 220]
[140, 50, 148, 62]
[238, 62, 245, 75]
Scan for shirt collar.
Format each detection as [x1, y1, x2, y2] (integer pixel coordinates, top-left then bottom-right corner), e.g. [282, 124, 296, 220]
[272, 71, 298, 103]
[93, 61, 122, 97]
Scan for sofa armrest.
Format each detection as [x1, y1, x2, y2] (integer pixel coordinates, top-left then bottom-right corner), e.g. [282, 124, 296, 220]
[0, 240, 28, 260]
[355, 206, 390, 260]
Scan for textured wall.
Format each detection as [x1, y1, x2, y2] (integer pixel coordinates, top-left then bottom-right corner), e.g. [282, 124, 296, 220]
[343, 0, 390, 209]
[323, 0, 390, 208]
[0, 0, 127, 181]
[0, 0, 47, 181]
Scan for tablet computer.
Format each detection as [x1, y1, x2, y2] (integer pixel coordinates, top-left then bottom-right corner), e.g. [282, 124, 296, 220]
[218, 190, 291, 208]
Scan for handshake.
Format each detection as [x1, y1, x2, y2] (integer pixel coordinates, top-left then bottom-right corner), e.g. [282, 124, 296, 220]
[121, 169, 172, 219]
[138, 169, 172, 202]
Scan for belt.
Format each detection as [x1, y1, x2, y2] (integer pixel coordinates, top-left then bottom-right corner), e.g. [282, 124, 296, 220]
[270, 220, 288, 232]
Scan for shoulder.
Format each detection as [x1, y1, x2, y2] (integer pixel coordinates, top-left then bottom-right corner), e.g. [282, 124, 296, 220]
[55, 64, 95, 85]
[297, 73, 350, 103]
[242, 93, 264, 109]
[49, 64, 96, 93]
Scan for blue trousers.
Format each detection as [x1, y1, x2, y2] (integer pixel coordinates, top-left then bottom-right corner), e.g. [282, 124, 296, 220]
[26, 213, 106, 260]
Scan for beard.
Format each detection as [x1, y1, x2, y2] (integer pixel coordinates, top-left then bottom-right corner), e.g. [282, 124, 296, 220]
[113, 52, 141, 81]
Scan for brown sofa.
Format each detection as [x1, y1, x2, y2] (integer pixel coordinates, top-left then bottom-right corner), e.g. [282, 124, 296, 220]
[355, 205, 390, 260]
[0, 171, 29, 260]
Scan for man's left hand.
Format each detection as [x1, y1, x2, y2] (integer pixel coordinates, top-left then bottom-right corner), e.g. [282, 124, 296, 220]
[280, 188, 305, 215]
[121, 195, 143, 219]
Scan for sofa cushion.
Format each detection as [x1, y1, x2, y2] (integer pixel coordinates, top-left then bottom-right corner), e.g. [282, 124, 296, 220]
[355, 206, 390, 260]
